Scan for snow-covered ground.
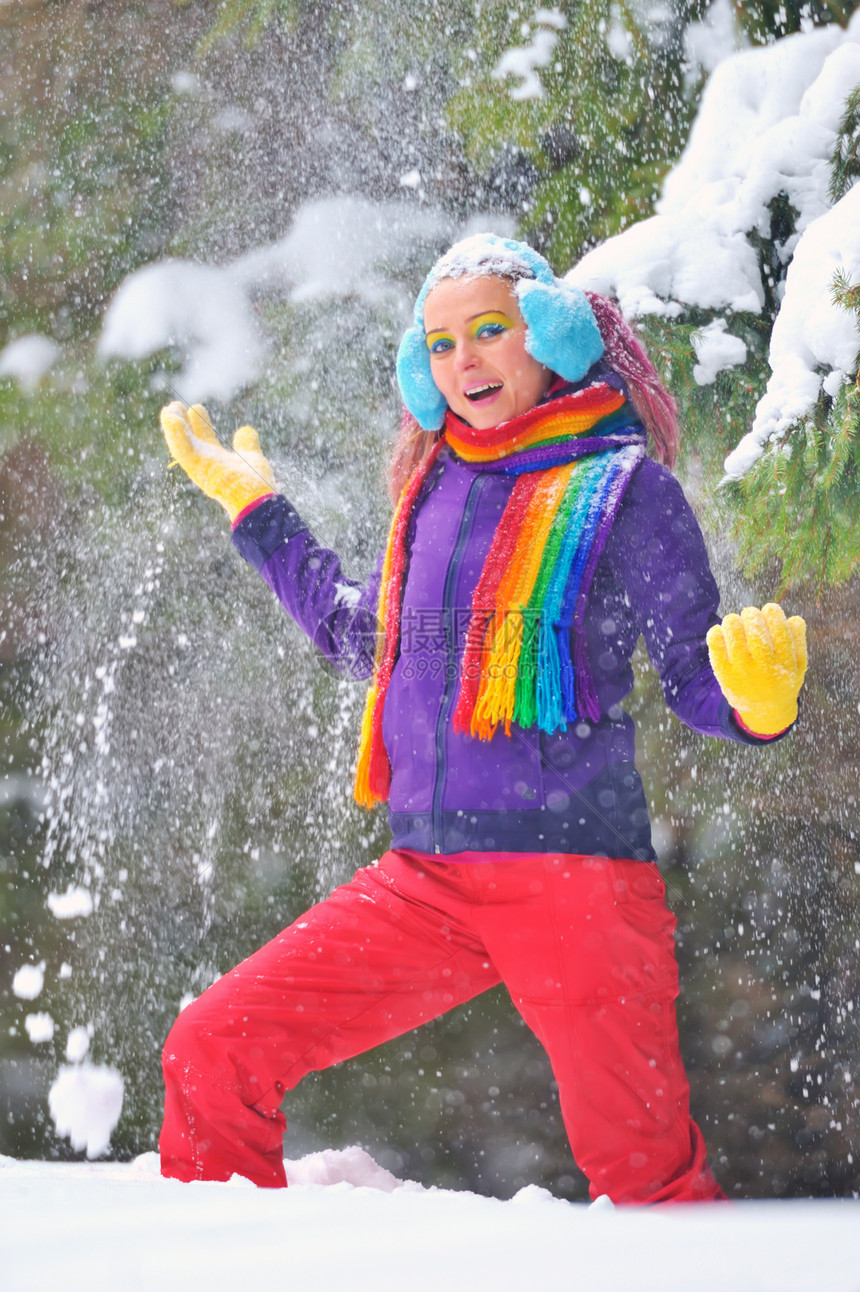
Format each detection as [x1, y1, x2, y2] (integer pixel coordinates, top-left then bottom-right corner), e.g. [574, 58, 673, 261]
[2, 1148, 859, 1292]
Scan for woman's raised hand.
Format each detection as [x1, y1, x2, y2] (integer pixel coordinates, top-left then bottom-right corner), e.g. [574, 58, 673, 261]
[706, 603, 807, 737]
[160, 402, 275, 523]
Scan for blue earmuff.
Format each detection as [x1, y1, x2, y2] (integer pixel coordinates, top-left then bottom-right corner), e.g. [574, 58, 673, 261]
[396, 325, 448, 432]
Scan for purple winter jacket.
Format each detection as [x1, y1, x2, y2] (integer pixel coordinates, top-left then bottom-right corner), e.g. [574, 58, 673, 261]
[233, 421, 775, 862]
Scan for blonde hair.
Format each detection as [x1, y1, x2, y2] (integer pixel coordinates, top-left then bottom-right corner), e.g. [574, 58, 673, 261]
[387, 409, 440, 503]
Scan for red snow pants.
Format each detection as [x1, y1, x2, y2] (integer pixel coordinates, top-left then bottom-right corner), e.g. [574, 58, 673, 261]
[160, 849, 725, 1204]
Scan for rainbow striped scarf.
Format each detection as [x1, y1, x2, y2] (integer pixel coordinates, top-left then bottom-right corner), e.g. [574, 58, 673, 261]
[354, 383, 646, 808]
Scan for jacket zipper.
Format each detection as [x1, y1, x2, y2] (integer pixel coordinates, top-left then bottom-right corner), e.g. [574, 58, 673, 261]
[431, 472, 487, 852]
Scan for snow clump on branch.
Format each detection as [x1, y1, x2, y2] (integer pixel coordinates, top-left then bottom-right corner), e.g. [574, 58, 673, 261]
[567, 13, 860, 479]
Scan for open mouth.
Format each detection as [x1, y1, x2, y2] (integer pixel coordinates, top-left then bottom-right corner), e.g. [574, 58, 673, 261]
[465, 382, 503, 402]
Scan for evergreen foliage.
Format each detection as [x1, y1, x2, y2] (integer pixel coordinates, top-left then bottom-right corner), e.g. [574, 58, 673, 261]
[733, 281, 860, 595]
[193, 0, 302, 56]
[735, 0, 858, 41]
[443, 0, 703, 268]
[0, 3, 190, 341]
[830, 83, 860, 202]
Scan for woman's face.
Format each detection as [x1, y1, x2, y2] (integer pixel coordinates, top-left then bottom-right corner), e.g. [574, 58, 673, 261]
[423, 276, 552, 429]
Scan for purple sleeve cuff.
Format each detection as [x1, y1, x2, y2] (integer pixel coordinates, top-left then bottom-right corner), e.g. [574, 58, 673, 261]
[725, 702, 794, 745]
[232, 494, 309, 572]
[231, 493, 275, 530]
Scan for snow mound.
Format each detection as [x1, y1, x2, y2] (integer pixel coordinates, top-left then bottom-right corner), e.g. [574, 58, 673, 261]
[283, 1144, 422, 1193]
[24, 1013, 54, 1044]
[47, 884, 94, 920]
[65, 1025, 91, 1062]
[0, 334, 59, 391]
[692, 319, 748, 386]
[569, 209, 763, 319]
[99, 259, 266, 404]
[568, 12, 860, 475]
[12, 962, 45, 1001]
[48, 1063, 124, 1159]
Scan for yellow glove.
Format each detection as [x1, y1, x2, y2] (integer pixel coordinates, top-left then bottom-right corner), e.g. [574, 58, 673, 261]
[706, 603, 807, 737]
[160, 401, 275, 524]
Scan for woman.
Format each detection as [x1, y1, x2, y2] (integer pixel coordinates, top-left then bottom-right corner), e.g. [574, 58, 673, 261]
[158, 234, 806, 1203]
